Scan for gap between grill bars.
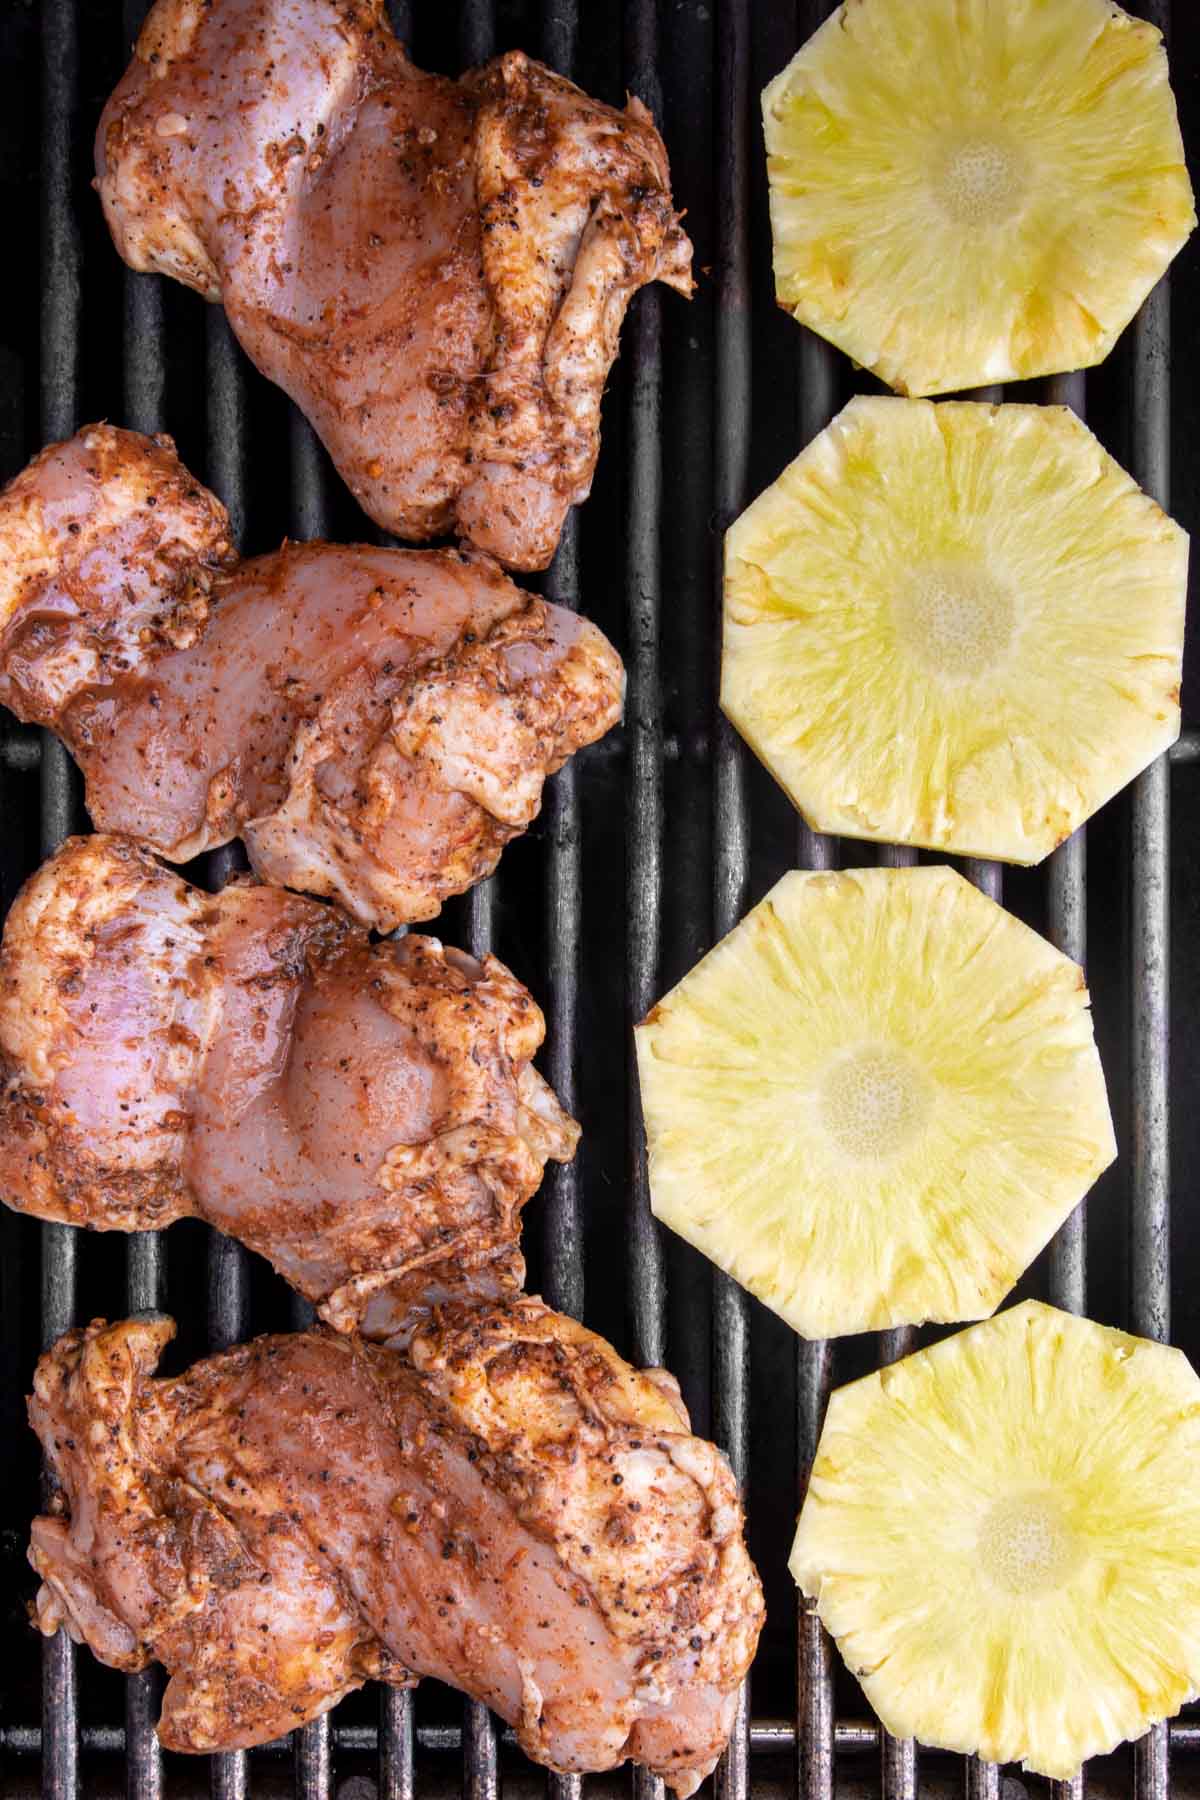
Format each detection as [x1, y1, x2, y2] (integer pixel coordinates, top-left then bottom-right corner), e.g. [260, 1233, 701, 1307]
[20, 0, 1198, 1797]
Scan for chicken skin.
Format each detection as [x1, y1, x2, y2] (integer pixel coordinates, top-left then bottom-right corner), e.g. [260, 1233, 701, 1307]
[0, 834, 577, 1337]
[29, 1301, 763, 1793]
[95, 0, 693, 570]
[0, 426, 623, 930]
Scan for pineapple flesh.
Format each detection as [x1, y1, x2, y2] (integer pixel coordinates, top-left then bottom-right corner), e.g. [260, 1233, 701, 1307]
[763, 0, 1195, 395]
[634, 867, 1115, 1339]
[723, 397, 1188, 863]
[791, 1301, 1200, 1777]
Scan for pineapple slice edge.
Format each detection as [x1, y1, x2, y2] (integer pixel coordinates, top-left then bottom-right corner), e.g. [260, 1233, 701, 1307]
[722, 395, 1188, 865]
[635, 865, 1116, 1342]
[762, 0, 1196, 397]
[790, 1300, 1200, 1777]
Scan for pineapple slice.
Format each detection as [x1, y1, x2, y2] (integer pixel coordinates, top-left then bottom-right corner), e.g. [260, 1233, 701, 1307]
[791, 1301, 1200, 1777]
[723, 398, 1187, 863]
[635, 866, 1115, 1339]
[763, 0, 1195, 395]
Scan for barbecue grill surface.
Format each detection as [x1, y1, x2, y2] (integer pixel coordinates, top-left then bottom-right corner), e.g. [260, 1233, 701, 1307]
[1, 2, 1199, 1797]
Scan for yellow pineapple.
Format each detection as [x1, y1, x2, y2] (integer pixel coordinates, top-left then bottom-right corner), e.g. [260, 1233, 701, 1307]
[634, 867, 1115, 1339]
[723, 398, 1187, 863]
[763, 0, 1195, 395]
[791, 1301, 1200, 1777]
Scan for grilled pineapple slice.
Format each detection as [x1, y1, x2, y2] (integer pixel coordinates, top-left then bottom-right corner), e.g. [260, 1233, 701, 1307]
[763, 0, 1195, 395]
[635, 867, 1115, 1339]
[791, 1301, 1200, 1777]
[723, 398, 1187, 863]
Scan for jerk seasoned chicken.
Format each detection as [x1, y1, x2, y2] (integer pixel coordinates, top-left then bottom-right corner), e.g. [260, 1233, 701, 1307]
[95, 0, 694, 570]
[30, 1301, 763, 1793]
[0, 835, 577, 1337]
[0, 426, 623, 930]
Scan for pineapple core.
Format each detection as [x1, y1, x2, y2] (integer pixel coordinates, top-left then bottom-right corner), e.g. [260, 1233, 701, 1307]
[933, 135, 1028, 229]
[979, 1493, 1079, 1597]
[636, 867, 1116, 1339]
[792, 1302, 1200, 1777]
[893, 566, 1015, 681]
[819, 1047, 928, 1161]
[723, 397, 1188, 863]
[763, 0, 1195, 394]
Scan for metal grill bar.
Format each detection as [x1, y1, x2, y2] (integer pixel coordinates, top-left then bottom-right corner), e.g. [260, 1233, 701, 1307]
[293, 1710, 332, 1800]
[625, 0, 667, 1385]
[284, 431, 339, 1800]
[964, 1761, 1001, 1800]
[460, 0, 494, 68]
[121, 6, 169, 1769]
[15, 1717, 1200, 1760]
[379, 1688, 415, 1800]
[866, 441, 925, 1799]
[202, 314, 252, 1800]
[713, 10, 753, 1800]
[541, 13, 582, 1795]
[534, 98, 585, 1800]
[205, 1187, 250, 1800]
[1130, 9, 1175, 1798]
[463, 1705, 500, 1800]
[791, 16, 842, 1797]
[458, 15, 498, 1007]
[122, 278, 165, 444]
[40, 3, 82, 1797]
[876, 1318, 918, 1800]
[866, 853, 923, 1798]
[960, 383, 1006, 1800]
[452, 1, 501, 1782]
[1043, 374, 1089, 1800]
[543, 0, 582, 1339]
[539, 17, 586, 1800]
[540, 0, 576, 72]
[796, 1331, 834, 1800]
[790, 28, 842, 1794]
[626, 14, 668, 1800]
[541, 506, 585, 1326]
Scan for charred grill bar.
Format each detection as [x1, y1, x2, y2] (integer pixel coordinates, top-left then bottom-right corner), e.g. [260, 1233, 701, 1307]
[39, 5, 82, 1800]
[712, 7, 751, 1800]
[791, 2, 839, 1795]
[1130, 14, 1175, 1800]
[11, 0, 1198, 1796]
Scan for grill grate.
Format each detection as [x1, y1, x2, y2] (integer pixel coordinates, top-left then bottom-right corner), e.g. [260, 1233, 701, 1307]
[4, 0, 1198, 1797]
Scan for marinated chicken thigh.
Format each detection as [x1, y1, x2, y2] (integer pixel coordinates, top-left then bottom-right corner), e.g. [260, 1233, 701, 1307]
[30, 1301, 763, 1792]
[95, 0, 693, 570]
[0, 835, 577, 1336]
[0, 426, 623, 930]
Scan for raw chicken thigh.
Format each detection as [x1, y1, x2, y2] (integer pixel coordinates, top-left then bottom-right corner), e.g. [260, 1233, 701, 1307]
[30, 1300, 763, 1793]
[0, 834, 577, 1337]
[0, 426, 623, 930]
[96, 0, 693, 569]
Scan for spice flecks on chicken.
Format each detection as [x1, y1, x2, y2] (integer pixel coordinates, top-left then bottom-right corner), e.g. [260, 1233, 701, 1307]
[30, 1301, 764, 1793]
[0, 425, 624, 930]
[0, 834, 578, 1338]
[96, 0, 693, 569]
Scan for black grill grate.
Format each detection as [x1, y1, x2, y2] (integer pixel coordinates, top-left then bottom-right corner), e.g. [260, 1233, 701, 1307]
[3, 0, 1200, 1797]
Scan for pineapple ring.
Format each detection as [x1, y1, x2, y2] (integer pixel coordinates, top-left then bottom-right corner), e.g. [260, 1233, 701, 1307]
[763, 0, 1196, 395]
[722, 397, 1188, 864]
[791, 1302, 1200, 1777]
[635, 866, 1115, 1339]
